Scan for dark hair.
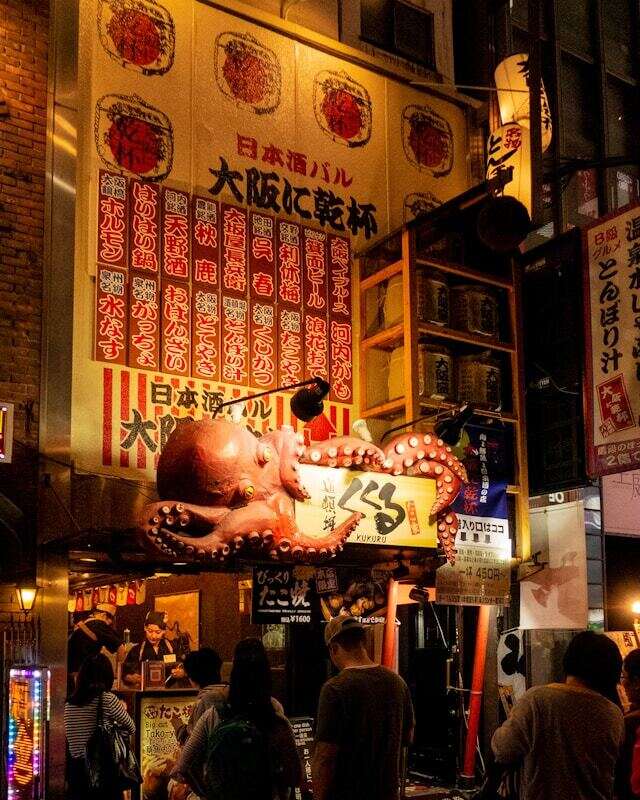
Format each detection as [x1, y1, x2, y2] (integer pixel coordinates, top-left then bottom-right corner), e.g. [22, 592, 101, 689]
[67, 653, 114, 705]
[624, 648, 640, 680]
[184, 647, 222, 687]
[228, 637, 275, 727]
[333, 625, 367, 652]
[563, 631, 622, 703]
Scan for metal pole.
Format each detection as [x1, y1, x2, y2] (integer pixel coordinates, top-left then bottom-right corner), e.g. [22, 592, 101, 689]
[381, 578, 399, 670]
[460, 604, 491, 784]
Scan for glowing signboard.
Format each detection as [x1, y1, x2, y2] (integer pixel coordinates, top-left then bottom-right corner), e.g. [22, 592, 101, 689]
[0, 401, 14, 463]
[7, 667, 50, 800]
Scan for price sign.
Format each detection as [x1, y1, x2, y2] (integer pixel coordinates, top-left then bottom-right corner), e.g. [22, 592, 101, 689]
[251, 567, 319, 624]
[435, 543, 511, 606]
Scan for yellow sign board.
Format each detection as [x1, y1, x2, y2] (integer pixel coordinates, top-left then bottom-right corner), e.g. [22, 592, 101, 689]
[296, 464, 437, 548]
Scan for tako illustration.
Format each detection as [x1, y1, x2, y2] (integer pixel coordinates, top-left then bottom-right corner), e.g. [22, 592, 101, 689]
[139, 420, 467, 564]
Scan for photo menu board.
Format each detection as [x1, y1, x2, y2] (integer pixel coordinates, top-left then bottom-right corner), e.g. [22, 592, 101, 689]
[95, 170, 353, 405]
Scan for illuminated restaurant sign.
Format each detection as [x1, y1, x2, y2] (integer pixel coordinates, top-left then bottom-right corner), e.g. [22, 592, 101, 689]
[584, 204, 640, 475]
[7, 667, 50, 800]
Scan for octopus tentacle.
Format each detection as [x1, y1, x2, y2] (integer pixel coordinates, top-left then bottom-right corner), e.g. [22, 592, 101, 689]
[381, 433, 467, 564]
[301, 437, 385, 469]
[261, 426, 310, 501]
[437, 510, 459, 563]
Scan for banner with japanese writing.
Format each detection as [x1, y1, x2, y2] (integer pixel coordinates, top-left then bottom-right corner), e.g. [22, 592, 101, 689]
[251, 566, 319, 624]
[451, 423, 510, 549]
[584, 205, 640, 476]
[295, 464, 437, 548]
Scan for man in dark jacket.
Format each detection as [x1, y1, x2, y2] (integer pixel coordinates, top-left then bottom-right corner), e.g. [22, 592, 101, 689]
[67, 602, 125, 676]
[617, 648, 640, 799]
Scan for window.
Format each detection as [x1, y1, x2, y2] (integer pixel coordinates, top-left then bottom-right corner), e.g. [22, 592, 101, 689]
[602, 0, 636, 78]
[606, 76, 637, 156]
[560, 54, 598, 158]
[361, 0, 436, 70]
[557, 0, 595, 57]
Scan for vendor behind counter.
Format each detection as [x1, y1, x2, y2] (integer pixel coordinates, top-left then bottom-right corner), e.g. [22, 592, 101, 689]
[122, 610, 188, 689]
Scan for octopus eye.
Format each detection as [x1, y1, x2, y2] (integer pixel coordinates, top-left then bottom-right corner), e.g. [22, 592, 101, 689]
[243, 484, 255, 499]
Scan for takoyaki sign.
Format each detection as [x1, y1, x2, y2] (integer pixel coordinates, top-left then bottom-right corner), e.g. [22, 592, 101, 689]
[296, 464, 437, 548]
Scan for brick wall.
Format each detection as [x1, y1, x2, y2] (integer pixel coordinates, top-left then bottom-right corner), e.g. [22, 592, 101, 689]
[0, 0, 49, 574]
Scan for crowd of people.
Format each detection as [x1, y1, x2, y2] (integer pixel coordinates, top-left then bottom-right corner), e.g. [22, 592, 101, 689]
[64, 611, 640, 800]
[64, 612, 414, 800]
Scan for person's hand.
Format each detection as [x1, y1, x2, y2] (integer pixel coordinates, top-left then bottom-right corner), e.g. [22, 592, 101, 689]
[170, 664, 185, 679]
[170, 712, 183, 732]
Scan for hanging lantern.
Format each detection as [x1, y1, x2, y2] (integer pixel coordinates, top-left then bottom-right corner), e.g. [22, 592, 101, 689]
[494, 53, 552, 153]
[486, 123, 532, 216]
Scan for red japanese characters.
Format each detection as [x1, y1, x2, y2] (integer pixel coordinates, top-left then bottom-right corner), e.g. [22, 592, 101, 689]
[129, 179, 160, 272]
[222, 296, 249, 385]
[98, 170, 128, 268]
[249, 211, 276, 301]
[222, 204, 248, 296]
[129, 274, 160, 370]
[192, 196, 220, 287]
[402, 104, 453, 177]
[162, 187, 190, 281]
[96, 266, 128, 364]
[192, 288, 220, 381]
[277, 220, 302, 307]
[161, 281, 191, 376]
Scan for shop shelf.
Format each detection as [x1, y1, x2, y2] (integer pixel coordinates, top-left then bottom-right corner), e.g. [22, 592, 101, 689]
[418, 322, 516, 353]
[361, 323, 404, 351]
[416, 257, 514, 291]
[359, 259, 403, 292]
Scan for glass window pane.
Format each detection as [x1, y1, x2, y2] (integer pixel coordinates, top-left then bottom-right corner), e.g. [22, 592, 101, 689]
[602, 0, 636, 77]
[557, 0, 595, 57]
[560, 54, 598, 158]
[607, 77, 637, 156]
[565, 169, 600, 230]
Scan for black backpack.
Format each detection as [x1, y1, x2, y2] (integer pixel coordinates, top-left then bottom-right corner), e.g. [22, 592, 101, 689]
[203, 714, 274, 800]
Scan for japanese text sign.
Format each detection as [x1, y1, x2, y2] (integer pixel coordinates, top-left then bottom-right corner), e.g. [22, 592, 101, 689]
[97, 170, 128, 269]
[129, 179, 160, 273]
[96, 266, 128, 365]
[251, 567, 318, 624]
[436, 544, 511, 606]
[290, 717, 314, 800]
[295, 465, 437, 548]
[584, 205, 640, 475]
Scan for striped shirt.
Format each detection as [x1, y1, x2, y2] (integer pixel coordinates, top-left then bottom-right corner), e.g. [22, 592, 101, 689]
[64, 692, 135, 758]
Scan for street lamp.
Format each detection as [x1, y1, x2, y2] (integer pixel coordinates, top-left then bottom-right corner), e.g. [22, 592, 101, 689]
[15, 586, 38, 614]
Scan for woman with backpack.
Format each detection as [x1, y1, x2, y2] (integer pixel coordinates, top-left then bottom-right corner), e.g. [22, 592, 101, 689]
[173, 637, 302, 800]
[65, 653, 136, 799]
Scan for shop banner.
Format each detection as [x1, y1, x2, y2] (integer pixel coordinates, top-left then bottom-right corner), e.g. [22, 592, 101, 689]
[584, 206, 640, 476]
[139, 693, 196, 800]
[602, 469, 640, 535]
[451, 423, 510, 549]
[520, 499, 588, 630]
[251, 566, 319, 624]
[296, 464, 437, 548]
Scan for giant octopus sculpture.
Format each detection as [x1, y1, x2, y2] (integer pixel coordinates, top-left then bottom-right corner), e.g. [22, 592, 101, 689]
[139, 419, 467, 565]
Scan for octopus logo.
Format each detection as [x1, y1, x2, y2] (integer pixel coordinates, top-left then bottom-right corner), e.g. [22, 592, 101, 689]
[97, 0, 175, 76]
[313, 71, 372, 148]
[402, 104, 453, 177]
[403, 192, 442, 223]
[215, 32, 281, 115]
[95, 94, 173, 181]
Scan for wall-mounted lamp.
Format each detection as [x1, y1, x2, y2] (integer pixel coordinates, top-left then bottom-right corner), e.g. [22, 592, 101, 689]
[15, 585, 38, 614]
[214, 377, 331, 423]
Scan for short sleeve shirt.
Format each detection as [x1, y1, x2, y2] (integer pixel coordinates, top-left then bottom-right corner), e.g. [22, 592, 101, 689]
[315, 666, 414, 800]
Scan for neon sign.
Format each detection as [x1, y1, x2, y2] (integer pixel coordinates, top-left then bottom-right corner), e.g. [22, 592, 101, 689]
[0, 402, 14, 463]
[7, 667, 50, 800]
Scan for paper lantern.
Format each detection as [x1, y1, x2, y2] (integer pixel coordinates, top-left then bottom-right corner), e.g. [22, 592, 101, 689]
[486, 123, 532, 216]
[495, 53, 552, 152]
